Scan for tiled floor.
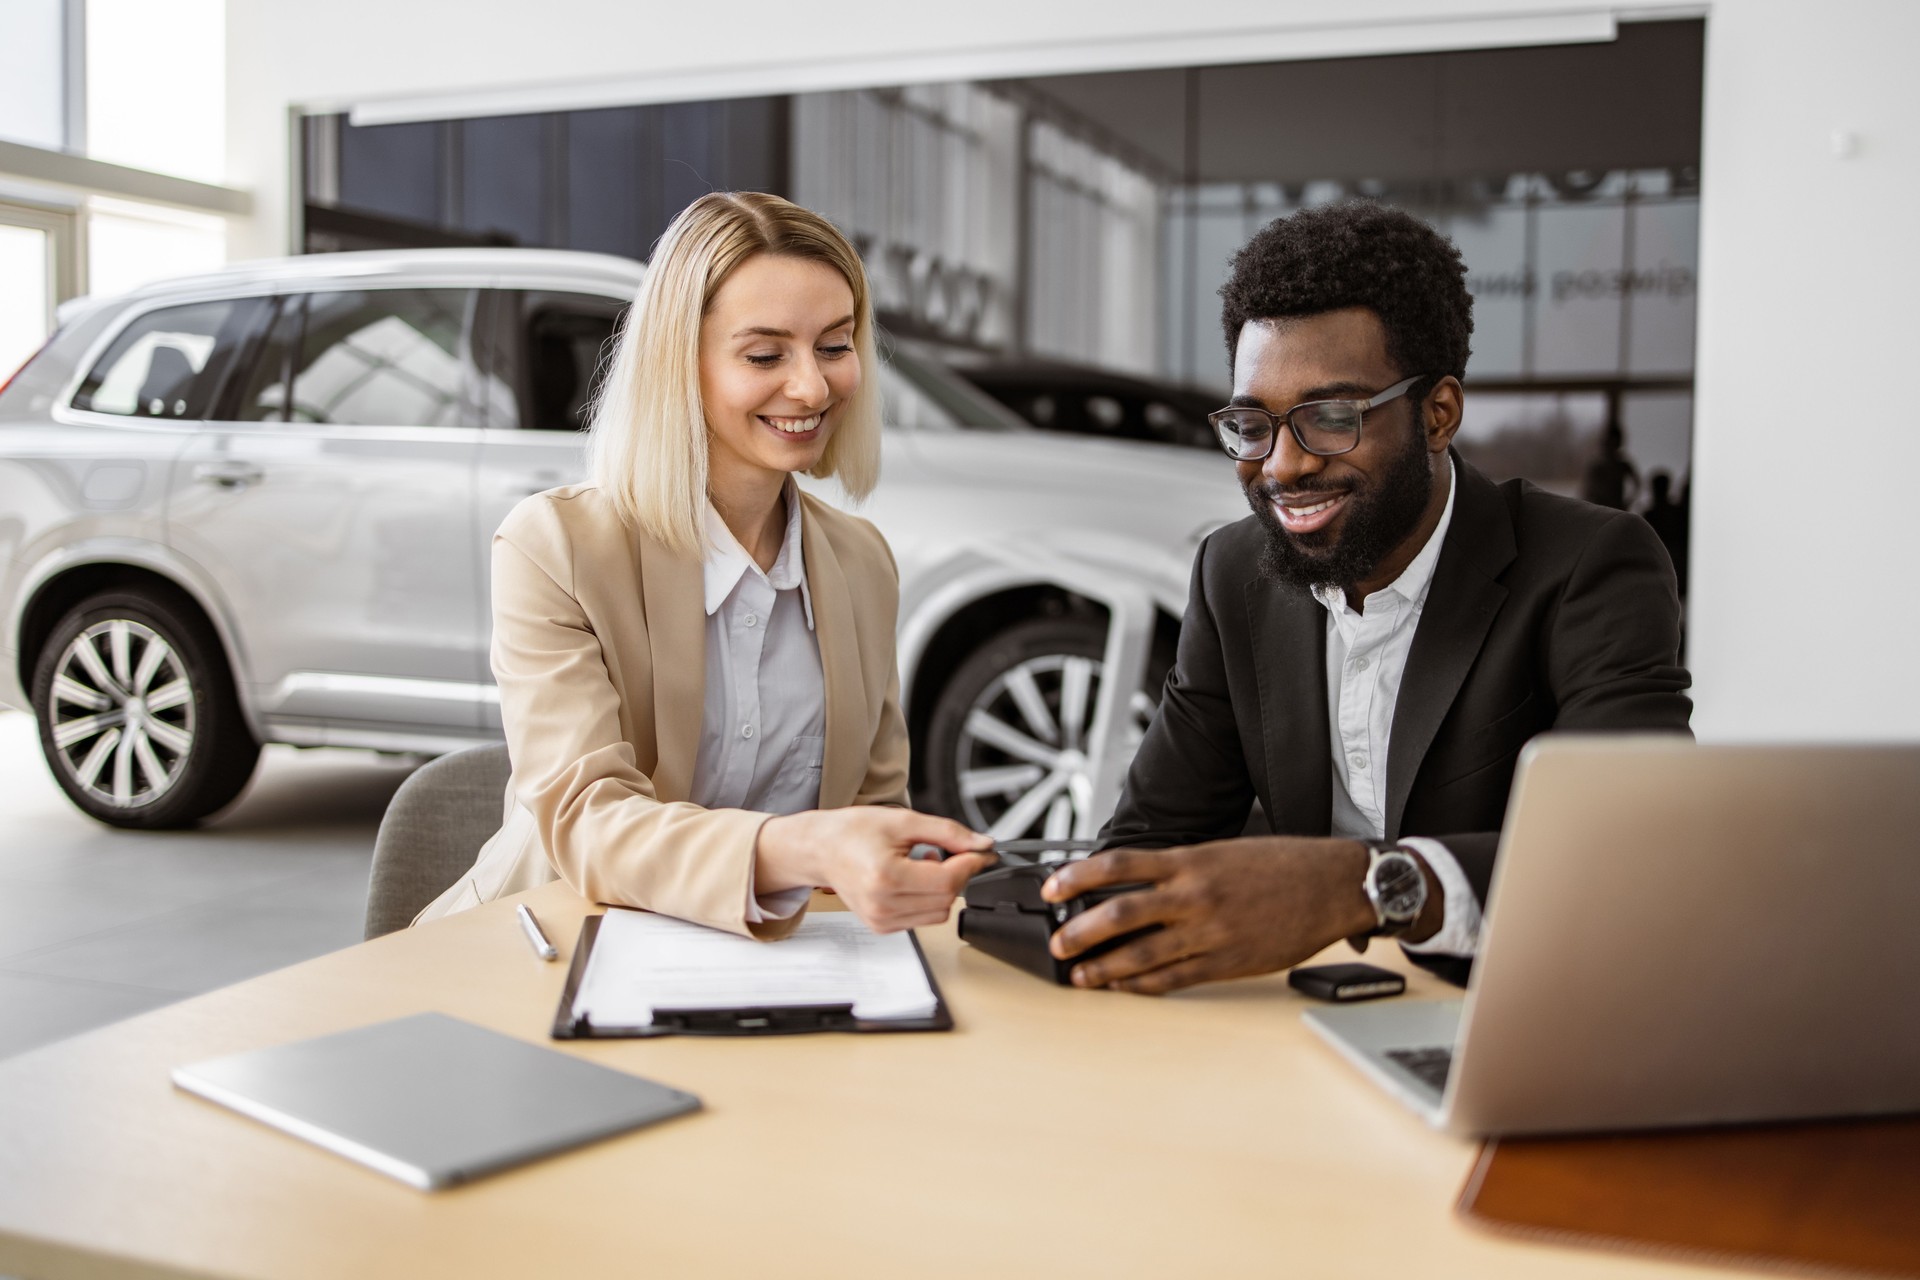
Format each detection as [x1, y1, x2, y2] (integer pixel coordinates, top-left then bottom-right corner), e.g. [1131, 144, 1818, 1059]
[0, 709, 419, 1060]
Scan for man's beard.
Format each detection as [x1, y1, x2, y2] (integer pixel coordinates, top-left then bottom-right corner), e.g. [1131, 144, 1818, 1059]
[1245, 421, 1435, 595]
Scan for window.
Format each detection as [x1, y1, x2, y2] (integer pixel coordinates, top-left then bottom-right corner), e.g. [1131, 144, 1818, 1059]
[0, 222, 53, 383]
[227, 295, 300, 422]
[87, 197, 226, 299]
[880, 350, 1028, 433]
[0, 0, 66, 152]
[476, 291, 625, 431]
[282, 289, 474, 427]
[1085, 395, 1125, 431]
[70, 298, 254, 419]
[1141, 400, 1214, 452]
[523, 295, 622, 431]
[86, 0, 225, 184]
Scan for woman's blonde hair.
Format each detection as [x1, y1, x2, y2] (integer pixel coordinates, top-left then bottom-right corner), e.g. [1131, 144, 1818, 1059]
[586, 192, 883, 557]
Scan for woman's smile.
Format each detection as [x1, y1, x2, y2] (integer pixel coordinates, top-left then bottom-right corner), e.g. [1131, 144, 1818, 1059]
[759, 412, 825, 438]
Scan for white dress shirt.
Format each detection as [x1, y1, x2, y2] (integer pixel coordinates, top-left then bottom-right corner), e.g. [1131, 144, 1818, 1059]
[693, 482, 823, 923]
[1311, 466, 1483, 957]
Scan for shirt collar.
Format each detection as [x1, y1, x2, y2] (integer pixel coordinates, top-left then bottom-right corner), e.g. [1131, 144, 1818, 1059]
[1311, 462, 1458, 619]
[702, 478, 814, 629]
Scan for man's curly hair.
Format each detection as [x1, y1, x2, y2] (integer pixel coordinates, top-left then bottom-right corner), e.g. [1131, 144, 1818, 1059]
[1219, 201, 1473, 391]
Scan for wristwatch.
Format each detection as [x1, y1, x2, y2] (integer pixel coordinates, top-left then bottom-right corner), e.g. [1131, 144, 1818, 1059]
[1349, 842, 1427, 954]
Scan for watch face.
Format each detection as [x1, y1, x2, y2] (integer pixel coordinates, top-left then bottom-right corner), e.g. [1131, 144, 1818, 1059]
[1373, 852, 1426, 922]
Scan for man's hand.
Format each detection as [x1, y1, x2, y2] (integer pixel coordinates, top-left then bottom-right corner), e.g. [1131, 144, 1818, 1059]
[1041, 838, 1390, 994]
[757, 808, 995, 933]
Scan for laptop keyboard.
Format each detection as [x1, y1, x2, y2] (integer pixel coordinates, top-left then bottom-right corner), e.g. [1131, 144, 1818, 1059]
[1386, 1046, 1453, 1093]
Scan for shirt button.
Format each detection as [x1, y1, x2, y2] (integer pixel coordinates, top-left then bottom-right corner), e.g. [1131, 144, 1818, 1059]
[744, 613, 757, 628]
[1355, 656, 1370, 671]
[1350, 751, 1366, 767]
[742, 725, 755, 740]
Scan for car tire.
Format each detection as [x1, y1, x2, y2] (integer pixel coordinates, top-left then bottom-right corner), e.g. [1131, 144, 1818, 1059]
[920, 616, 1170, 839]
[30, 589, 260, 829]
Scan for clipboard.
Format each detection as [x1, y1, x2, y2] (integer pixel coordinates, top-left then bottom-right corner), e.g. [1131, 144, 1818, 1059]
[551, 912, 955, 1038]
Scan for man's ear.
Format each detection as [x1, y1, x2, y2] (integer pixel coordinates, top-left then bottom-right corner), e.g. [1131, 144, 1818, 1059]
[1423, 376, 1465, 453]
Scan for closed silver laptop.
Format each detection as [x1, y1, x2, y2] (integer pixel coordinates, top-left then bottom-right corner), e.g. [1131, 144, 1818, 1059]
[1306, 737, 1920, 1137]
[173, 1012, 700, 1188]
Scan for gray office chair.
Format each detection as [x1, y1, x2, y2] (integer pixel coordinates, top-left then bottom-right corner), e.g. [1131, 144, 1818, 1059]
[363, 742, 512, 939]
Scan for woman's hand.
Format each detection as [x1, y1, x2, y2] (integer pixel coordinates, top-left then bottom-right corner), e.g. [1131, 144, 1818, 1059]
[755, 808, 995, 932]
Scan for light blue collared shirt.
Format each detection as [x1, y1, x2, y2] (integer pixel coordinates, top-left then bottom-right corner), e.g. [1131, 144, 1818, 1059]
[692, 481, 823, 922]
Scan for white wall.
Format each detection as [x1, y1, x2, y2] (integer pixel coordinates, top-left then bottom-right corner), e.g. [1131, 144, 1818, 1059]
[224, 0, 1920, 742]
[1687, 0, 1920, 740]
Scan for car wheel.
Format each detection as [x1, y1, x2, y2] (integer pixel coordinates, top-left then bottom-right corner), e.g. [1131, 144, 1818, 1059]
[30, 589, 260, 829]
[921, 616, 1169, 840]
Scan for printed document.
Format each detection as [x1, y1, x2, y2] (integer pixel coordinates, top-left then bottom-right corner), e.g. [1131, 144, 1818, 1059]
[571, 909, 939, 1027]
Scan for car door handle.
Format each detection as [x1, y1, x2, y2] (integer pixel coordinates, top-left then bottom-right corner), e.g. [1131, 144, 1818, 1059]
[193, 461, 265, 489]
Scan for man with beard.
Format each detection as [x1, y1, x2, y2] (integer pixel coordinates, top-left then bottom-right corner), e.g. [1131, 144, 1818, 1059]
[1043, 202, 1692, 991]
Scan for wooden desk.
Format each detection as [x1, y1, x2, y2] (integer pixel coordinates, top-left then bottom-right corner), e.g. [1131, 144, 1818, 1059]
[0, 883, 1726, 1280]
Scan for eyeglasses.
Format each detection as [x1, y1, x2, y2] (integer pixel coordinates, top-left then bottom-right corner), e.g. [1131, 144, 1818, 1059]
[1208, 375, 1426, 462]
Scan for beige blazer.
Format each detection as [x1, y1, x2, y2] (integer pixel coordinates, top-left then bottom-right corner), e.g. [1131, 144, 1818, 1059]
[413, 484, 909, 939]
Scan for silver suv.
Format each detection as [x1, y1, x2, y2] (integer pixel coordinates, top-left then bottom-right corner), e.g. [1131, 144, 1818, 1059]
[0, 249, 1242, 838]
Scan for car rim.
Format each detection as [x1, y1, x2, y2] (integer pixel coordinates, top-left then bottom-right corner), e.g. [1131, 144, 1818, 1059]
[47, 619, 197, 809]
[955, 653, 1155, 841]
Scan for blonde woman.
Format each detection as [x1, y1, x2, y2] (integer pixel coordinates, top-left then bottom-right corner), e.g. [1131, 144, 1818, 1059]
[417, 193, 994, 938]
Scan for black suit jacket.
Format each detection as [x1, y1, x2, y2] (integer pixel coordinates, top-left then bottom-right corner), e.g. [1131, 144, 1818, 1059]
[1100, 457, 1692, 984]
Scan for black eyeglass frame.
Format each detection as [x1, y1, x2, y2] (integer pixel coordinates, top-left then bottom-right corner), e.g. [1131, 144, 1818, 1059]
[1208, 374, 1429, 461]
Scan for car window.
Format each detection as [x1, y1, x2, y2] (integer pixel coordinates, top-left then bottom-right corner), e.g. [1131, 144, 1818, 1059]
[69, 299, 258, 420]
[478, 290, 626, 431]
[880, 349, 1029, 433]
[278, 289, 476, 427]
[965, 372, 1220, 452]
[227, 296, 302, 422]
[1144, 400, 1217, 451]
[1086, 395, 1125, 430]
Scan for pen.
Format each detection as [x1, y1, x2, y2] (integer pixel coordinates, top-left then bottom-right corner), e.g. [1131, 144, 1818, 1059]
[516, 903, 558, 961]
[991, 839, 1101, 859]
[984, 839, 1102, 870]
[907, 839, 1102, 864]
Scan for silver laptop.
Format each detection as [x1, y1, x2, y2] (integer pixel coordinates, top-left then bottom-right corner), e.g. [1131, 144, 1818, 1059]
[1305, 737, 1920, 1137]
[174, 1012, 700, 1188]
